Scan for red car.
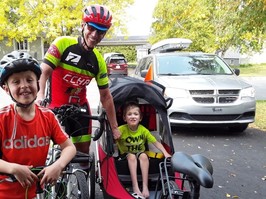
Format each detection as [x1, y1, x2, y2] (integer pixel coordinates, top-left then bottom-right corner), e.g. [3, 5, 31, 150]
[105, 55, 128, 76]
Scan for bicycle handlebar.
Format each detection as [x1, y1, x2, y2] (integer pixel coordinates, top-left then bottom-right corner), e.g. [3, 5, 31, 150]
[0, 167, 44, 183]
[51, 104, 106, 141]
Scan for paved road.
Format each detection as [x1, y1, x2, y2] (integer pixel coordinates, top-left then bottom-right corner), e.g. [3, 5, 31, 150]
[92, 126, 266, 199]
[172, 127, 266, 199]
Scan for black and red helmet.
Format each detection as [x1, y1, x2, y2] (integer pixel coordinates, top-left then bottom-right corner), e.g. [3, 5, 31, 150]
[0, 51, 41, 87]
[82, 4, 112, 31]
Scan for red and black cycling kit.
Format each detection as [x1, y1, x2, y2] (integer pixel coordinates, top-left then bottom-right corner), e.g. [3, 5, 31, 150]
[43, 36, 109, 108]
[43, 36, 109, 138]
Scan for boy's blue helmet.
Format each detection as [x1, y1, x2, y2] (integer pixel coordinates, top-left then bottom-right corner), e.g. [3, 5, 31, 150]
[0, 51, 41, 87]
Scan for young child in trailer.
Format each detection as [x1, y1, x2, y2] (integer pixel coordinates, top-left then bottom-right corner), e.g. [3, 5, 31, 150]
[116, 101, 171, 199]
[0, 51, 76, 199]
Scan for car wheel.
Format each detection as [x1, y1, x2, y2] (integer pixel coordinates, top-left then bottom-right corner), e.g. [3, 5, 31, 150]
[228, 124, 248, 132]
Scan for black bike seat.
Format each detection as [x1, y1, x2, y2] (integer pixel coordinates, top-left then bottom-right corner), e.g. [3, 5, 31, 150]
[171, 152, 214, 188]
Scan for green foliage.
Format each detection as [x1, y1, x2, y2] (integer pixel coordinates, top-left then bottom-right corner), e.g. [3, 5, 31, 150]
[97, 45, 137, 62]
[0, 0, 134, 44]
[151, 0, 266, 55]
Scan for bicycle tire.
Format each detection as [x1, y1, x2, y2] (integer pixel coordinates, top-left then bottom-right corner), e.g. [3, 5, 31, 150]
[88, 152, 96, 199]
[158, 180, 181, 199]
[185, 178, 200, 199]
[67, 167, 89, 199]
[176, 174, 201, 199]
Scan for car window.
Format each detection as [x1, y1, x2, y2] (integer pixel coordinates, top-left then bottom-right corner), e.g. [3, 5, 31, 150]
[135, 57, 152, 76]
[156, 55, 233, 75]
[109, 58, 126, 65]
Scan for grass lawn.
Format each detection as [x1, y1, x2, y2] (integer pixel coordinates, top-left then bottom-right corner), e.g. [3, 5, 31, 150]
[234, 64, 266, 131]
[249, 100, 266, 131]
[232, 63, 266, 76]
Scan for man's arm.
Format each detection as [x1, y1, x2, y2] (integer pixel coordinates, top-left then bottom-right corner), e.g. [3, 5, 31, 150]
[37, 63, 53, 103]
[99, 88, 121, 139]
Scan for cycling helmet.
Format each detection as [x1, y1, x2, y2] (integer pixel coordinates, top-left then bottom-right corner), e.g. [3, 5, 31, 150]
[0, 51, 41, 87]
[82, 4, 112, 31]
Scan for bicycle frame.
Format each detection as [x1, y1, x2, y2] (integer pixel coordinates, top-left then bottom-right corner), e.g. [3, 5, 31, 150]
[155, 153, 213, 199]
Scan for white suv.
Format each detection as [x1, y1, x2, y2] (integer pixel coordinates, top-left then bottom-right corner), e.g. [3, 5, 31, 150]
[133, 38, 256, 132]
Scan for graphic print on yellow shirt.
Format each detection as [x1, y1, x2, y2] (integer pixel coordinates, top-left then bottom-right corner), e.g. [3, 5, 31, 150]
[117, 124, 156, 155]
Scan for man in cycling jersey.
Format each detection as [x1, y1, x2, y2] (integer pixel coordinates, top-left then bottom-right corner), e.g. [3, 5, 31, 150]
[37, 4, 121, 171]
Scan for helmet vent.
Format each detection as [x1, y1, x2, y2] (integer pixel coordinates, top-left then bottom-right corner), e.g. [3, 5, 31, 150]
[100, 6, 104, 18]
[84, 8, 90, 15]
[106, 11, 110, 20]
[91, 6, 97, 17]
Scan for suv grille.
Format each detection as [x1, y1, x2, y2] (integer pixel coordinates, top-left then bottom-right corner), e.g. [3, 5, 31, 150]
[190, 89, 240, 104]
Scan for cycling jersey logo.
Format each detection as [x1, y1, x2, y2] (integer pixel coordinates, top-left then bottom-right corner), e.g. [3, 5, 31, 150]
[3, 135, 50, 149]
[47, 44, 61, 59]
[63, 74, 91, 86]
[65, 52, 81, 65]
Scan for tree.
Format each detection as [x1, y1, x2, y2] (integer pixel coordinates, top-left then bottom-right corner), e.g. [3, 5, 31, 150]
[0, 0, 134, 45]
[235, 0, 266, 53]
[150, 0, 266, 55]
[97, 45, 137, 62]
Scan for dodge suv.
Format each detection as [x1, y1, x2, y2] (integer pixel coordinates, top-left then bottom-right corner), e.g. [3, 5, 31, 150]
[133, 38, 256, 132]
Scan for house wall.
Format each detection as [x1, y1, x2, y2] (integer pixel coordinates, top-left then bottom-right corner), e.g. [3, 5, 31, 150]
[0, 39, 14, 59]
[223, 42, 266, 66]
[0, 38, 44, 62]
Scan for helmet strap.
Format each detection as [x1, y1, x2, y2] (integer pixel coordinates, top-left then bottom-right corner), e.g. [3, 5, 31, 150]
[81, 27, 93, 51]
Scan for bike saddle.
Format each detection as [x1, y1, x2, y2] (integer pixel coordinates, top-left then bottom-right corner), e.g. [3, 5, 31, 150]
[171, 152, 214, 188]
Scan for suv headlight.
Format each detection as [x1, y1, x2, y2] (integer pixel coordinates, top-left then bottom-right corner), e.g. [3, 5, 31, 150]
[164, 87, 190, 98]
[240, 87, 255, 98]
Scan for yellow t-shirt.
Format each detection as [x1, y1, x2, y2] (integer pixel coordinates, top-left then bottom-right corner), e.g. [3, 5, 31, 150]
[117, 124, 156, 154]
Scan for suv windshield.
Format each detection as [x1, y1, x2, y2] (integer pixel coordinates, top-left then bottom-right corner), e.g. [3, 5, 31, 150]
[156, 54, 233, 75]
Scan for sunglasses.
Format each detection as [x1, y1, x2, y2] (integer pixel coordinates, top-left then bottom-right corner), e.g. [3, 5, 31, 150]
[86, 24, 106, 36]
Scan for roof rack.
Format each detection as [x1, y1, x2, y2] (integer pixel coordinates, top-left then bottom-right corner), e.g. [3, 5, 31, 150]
[150, 38, 192, 53]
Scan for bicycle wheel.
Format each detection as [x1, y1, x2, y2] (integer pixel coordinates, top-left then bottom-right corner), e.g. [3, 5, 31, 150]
[88, 152, 96, 199]
[43, 177, 67, 199]
[66, 166, 89, 199]
[158, 180, 181, 199]
[175, 174, 201, 199]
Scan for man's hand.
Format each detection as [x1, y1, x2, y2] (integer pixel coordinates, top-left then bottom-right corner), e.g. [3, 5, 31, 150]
[112, 128, 121, 140]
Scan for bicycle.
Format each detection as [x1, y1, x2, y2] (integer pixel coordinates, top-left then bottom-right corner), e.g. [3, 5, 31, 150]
[156, 152, 214, 199]
[46, 104, 106, 199]
[0, 153, 97, 199]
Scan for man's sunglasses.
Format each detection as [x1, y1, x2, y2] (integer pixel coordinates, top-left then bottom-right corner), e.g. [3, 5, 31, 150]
[86, 23, 106, 36]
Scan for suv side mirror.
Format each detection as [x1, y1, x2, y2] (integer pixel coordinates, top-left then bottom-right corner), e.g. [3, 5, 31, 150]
[140, 70, 148, 78]
[233, 68, 240, 76]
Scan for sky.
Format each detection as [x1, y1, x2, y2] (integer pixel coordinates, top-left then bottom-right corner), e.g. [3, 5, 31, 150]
[126, 0, 158, 36]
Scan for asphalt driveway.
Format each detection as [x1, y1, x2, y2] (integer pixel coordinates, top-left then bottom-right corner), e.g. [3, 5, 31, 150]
[171, 126, 266, 199]
[93, 126, 266, 199]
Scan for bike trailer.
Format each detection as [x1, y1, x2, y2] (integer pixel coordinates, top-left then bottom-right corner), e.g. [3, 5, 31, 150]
[95, 76, 213, 199]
